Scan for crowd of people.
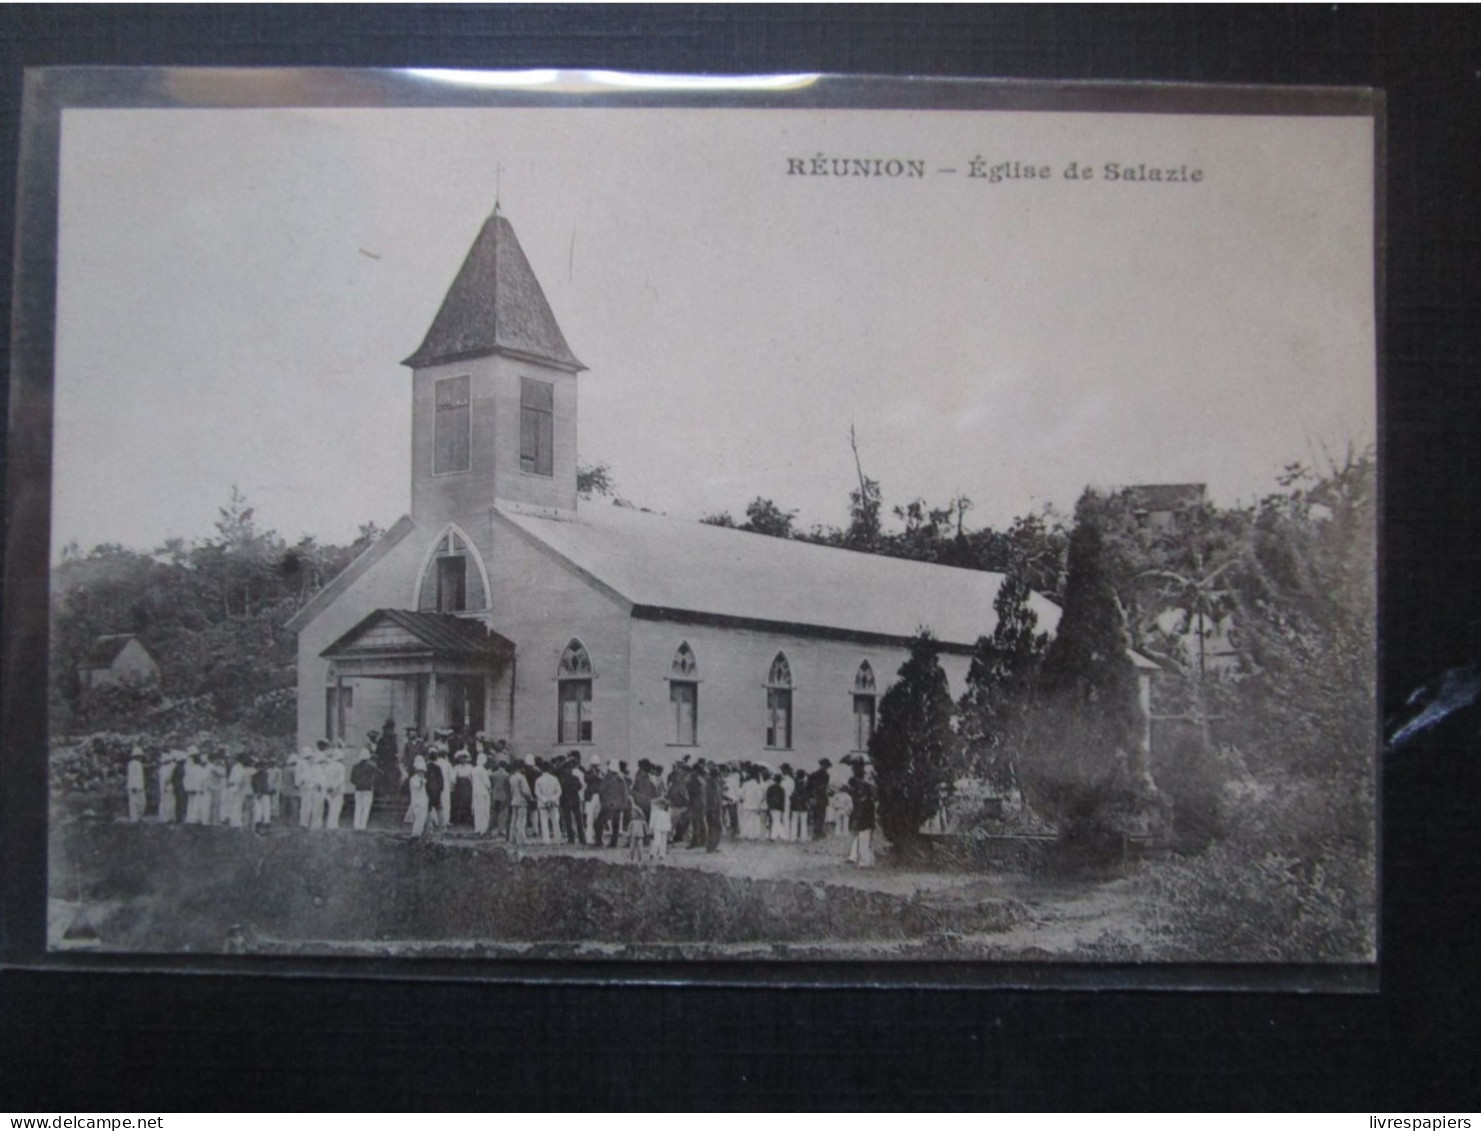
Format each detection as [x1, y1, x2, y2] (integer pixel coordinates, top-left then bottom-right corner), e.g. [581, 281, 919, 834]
[112, 721, 880, 868]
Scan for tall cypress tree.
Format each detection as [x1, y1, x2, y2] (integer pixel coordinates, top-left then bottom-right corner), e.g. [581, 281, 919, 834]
[958, 573, 1050, 793]
[869, 629, 957, 858]
[1021, 497, 1146, 837]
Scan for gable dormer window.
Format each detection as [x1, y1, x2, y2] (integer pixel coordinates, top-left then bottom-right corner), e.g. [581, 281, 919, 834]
[434, 375, 471, 474]
[520, 378, 554, 477]
[416, 528, 488, 614]
[436, 555, 467, 613]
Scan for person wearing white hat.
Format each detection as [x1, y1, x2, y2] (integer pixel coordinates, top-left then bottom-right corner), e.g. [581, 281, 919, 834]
[471, 752, 493, 835]
[322, 745, 347, 830]
[226, 749, 251, 828]
[296, 746, 320, 828]
[408, 755, 430, 838]
[182, 748, 209, 825]
[156, 750, 179, 824]
[434, 745, 456, 832]
[207, 749, 228, 826]
[125, 747, 146, 822]
[534, 760, 562, 844]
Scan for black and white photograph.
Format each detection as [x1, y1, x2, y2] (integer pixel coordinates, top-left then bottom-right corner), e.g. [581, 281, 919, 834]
[32, 74, 1378, 970]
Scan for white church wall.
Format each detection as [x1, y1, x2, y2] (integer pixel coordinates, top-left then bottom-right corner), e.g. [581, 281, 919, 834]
[625, 618, 978, 773]
[480, 514, 632, 764]
[293, 526, 438, 752]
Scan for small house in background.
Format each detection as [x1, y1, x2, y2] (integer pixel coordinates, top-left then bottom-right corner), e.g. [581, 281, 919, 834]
[1122, 483, 1207, 533]
[78, 634, 160, 690]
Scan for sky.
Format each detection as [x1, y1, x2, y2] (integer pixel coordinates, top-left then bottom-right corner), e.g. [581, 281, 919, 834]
[51, 102, 1377, 557]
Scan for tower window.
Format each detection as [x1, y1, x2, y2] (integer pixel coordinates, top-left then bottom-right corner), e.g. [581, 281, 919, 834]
[520, 378, 554, 477]
[434, 375, 471, 474]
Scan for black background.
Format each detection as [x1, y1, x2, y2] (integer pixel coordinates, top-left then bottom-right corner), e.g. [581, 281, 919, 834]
[1, 4, 1477, 1111]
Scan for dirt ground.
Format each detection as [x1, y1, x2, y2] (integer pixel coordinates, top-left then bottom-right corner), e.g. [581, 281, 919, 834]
[47, 800, 1156, 961]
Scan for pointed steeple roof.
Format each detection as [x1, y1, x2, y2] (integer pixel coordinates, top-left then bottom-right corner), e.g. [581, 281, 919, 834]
[402, 210, 585, 372]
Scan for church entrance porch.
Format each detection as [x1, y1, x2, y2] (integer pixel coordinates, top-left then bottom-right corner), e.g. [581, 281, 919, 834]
[432, 674, 486, 736]
[319, 609, 515, 754]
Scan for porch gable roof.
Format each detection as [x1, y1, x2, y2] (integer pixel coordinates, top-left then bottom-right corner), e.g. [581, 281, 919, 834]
[321, 608, 515, 662]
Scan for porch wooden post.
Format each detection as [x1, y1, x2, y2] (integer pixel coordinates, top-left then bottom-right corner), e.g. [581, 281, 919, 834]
[427, 671, 439, 732]
[507, 658, 517, 736]
[336, 675, 346, 740]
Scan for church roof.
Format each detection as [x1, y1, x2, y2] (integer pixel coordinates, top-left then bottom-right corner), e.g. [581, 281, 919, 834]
[402, 210, 585, 372]
[494, 502, 1064, 652]
[322, 608, 515, 661]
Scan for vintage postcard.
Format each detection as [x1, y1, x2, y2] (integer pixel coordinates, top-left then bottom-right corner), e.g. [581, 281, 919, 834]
[10, 71, 1379, 979]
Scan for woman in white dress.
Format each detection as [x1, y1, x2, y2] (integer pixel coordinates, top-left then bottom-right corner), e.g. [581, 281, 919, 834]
[471, 751, 493, 835]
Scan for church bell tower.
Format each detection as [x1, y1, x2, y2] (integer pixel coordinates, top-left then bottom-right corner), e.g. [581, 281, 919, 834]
[402, 208, 585, 526]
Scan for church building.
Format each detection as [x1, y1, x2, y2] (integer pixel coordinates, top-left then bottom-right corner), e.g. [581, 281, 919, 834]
[288, 208, 1150, 770]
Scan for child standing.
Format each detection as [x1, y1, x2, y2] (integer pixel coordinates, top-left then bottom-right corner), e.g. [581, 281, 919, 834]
[627, 802, 649, 863]
[648, 797, 672, 863]
[830, 785, 853, 838]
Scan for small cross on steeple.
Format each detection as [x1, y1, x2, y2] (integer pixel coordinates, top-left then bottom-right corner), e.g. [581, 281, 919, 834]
[493, 163, 503, 215]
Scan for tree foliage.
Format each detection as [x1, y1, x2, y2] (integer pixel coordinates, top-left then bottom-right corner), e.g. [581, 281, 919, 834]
[957, 573, 1050, 792]
[576, 460, 615, 500]
[51, 489, 379, 738]
[740, 497, 798, 539]
[868, 630, 957, 856]
[1018, 497, 1151, 840]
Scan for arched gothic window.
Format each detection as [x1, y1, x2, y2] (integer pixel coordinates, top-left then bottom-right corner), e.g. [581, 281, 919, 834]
[765, 651, 792, 749]
[852, 661, 877, 751]
[671, 642, 698, 678]
[767, 652, 792, 688]
[416, 527, 488, 614]
[669, 642, 698, 745]
[558, 639, 593, 677]
[557, 639, 593, 743]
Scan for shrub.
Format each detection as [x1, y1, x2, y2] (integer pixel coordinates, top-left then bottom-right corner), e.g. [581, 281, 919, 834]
[869, 631, 957, 859]
[1133, 772, 1375, 962]
[1148, 723, 1235, 849]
